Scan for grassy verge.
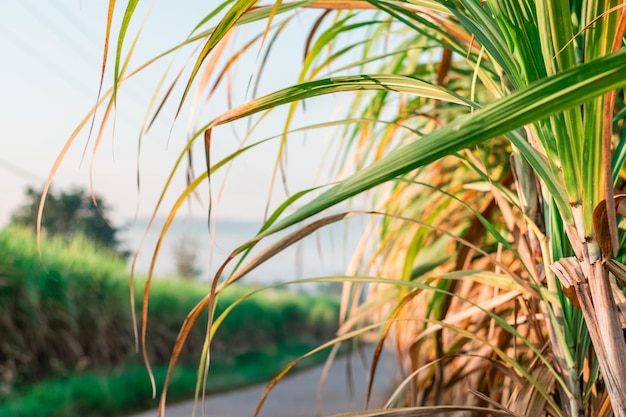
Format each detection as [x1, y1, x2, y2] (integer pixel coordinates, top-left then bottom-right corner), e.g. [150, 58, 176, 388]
[0, 341, 331, 417]
[0, 226, 341, 416]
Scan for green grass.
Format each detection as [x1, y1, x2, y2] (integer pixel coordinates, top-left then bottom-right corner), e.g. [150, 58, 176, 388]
[0, 226, 340, 416]
[0, 341, 330, 417]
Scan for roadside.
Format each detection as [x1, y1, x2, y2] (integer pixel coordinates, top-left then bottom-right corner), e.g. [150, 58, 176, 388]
[129, 345, 398, 417]
[0, 227, 342, 417]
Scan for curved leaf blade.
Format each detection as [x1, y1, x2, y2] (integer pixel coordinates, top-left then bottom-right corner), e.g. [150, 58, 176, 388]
[114, 0, 139, 102]
[259, 49, 626, 235]
[211, 73, 473, 126]
[177, 0, 259, 116]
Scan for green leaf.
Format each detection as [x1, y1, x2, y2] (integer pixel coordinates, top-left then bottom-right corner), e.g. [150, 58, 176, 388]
[211, 73, 473, 126]
[177, 0, 266, 116]
[255, 49, 626, 236]
[114, 0, 139, 102]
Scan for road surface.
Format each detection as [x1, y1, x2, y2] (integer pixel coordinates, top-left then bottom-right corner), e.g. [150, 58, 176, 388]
[130, 345, 399, 417]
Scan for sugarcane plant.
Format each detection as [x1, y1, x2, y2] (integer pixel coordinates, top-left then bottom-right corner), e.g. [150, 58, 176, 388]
[45, 0, 626, 415]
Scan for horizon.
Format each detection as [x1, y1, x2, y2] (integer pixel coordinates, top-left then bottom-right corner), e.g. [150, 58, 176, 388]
[120, 211, 366, 280]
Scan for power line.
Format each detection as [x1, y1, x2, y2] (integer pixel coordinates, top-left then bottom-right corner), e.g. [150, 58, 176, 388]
[17, 0, 101, 68]
[11, 1, 153, 110]
[49, 0, 104, 51]
[0, 12, 151, 142]
[0, 156, 44, 182]
[46, 0, 170, 107]
[0, 23, 96, 101]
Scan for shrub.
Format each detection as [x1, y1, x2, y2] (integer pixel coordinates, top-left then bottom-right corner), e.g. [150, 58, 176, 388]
[0, 227, 339, 397]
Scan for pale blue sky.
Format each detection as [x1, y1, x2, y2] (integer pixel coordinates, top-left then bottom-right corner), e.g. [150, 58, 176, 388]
[0, 1, 345, 227]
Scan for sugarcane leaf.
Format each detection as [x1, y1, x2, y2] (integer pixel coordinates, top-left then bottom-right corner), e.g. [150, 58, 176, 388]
[256, 49, 626, 236]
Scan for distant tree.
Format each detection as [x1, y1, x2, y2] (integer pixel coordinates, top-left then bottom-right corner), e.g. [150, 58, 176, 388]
[10, 187, 125, 255]
[172, 237, 202, 280]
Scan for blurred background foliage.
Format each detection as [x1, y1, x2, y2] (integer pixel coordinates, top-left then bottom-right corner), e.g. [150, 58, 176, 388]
[0, 226, 339, 416]
[10, 187, 126, 257]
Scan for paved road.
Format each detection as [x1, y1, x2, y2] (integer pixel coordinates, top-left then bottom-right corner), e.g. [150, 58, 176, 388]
[130, 345, 398, 417]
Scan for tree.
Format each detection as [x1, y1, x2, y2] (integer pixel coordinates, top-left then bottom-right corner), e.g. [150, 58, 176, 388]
[55, 1, 626, 416]
[11, 187, 124, 255]
[172, 237, 202, 280]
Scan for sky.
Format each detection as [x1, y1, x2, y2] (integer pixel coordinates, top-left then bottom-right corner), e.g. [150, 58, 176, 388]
[0, 0, 344, 227]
